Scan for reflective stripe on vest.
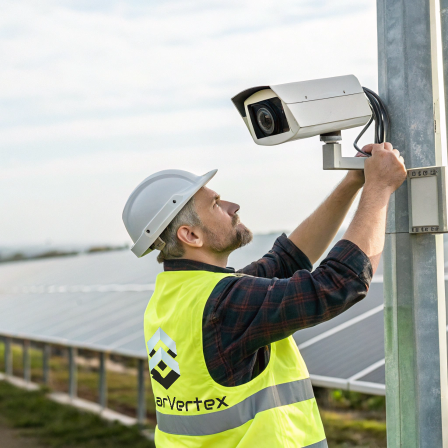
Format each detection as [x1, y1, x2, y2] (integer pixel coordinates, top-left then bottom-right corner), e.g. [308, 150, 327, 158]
[157, 378, 314, 436]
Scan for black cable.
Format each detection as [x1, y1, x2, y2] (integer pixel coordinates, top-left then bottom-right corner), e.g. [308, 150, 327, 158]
[353, 114, 374, 156]
[364, 87, 390, 133]
[353, 87, 390, 157]
[364, 87, 390, 141]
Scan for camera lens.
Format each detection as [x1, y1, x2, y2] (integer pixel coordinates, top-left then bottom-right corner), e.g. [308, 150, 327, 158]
[256, 107, 275, 136]
[248, 97, 289, 139]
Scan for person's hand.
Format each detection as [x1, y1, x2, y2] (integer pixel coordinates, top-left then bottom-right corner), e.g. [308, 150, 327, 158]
[345, 144, 373, 188]
[363, 142, 407, 193]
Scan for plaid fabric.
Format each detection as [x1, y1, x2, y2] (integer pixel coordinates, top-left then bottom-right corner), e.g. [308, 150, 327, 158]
[164, 234, 372, 387]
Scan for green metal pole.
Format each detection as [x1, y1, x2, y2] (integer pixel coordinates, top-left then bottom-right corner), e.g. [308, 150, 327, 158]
[137, 359, 146, 425]
[68, 347, 77, 399]
[4, 337, 12, 376]
[23, 340, 30, 383]
[98, 352, 107, 409]
[42, 344, 50, 385]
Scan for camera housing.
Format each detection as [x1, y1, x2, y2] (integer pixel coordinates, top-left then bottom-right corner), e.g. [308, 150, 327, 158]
[232, 75, 372, 146]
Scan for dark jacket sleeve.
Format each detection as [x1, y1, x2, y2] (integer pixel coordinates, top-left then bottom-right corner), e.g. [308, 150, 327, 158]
[203, 240, 372, 384]
[237, 233, 313, 278]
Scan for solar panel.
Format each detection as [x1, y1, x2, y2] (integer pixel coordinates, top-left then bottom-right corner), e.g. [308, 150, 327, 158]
[0, 234, 447, 395]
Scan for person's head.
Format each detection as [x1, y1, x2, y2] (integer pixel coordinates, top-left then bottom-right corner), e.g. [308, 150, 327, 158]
[157, 186, 253, 264]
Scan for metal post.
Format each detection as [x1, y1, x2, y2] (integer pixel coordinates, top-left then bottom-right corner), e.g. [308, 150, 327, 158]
[377, 0, 448, 446]
[42, 344, 50, 385]
[23, 340, 30, 383]
[137, 359, 146, 425]
[4, 337, 12, 376]
[441, 0, 448, 141]
[435, 0, 448, 437]
[68, 346, 77, 399]
[98, 352, 107, 409]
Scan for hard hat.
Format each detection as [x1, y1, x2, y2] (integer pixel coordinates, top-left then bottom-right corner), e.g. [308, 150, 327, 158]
[122, 169, 218, 258]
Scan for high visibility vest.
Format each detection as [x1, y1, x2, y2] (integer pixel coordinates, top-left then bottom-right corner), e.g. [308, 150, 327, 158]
[144, 270, 327, 448]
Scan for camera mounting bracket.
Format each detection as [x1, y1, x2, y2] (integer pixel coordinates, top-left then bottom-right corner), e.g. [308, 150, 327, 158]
[320, 132, 366, 170]
[322, 143, 366, 170]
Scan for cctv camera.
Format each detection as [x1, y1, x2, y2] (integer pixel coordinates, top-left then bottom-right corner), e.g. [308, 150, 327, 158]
[232, 75, 372, 147]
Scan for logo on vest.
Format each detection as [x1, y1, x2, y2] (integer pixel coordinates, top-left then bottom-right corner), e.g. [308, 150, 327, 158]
[147, 328, 180, 390]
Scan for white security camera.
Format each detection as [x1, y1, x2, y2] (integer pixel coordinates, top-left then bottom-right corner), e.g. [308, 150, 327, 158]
[232, 74, 371, 145]
[232, 75, 387, 170]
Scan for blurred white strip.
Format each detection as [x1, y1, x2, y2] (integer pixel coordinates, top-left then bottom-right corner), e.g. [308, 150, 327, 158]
[371, 275, 383, 283]
[309, 373, 385, 396]
[349, 380, 385, 396]
[348, 358, 385, 382]
[298, 304, 384, 350]
[309, 374, 348, 390]
[1, 284, 156, 294]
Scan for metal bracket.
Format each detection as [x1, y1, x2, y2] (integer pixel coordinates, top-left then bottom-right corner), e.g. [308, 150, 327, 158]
[322, 143, 366, 170]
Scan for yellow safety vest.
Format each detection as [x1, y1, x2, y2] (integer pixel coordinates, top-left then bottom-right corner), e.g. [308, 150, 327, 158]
[144, 270, 327, 448]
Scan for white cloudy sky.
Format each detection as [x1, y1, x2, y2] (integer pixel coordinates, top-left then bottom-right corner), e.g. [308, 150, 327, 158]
[1, 0, 380, 246]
